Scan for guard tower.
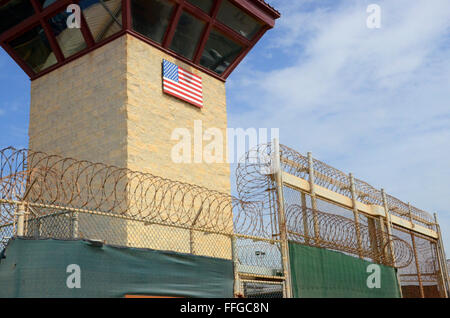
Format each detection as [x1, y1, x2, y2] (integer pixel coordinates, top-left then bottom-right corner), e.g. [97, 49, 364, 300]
[0, 0, 279, 194]
[0, 0, 280, 255]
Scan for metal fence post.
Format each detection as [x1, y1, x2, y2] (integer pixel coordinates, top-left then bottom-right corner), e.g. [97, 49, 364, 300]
[273, 138, 292, 298]
[433, 213, 449, 298]
[407, 203, 415, 229]
[16, 203, 25, 237]
[300, 192, 310, 245]
[307, 152, 320, 243]
[72, 212, 79, 239]
[190, 207, 203, 255]
[410, 232, 425, 298]
[381, 189, 395, 266]
[349, 173, 363, 259]
[231, 235, 241, 297]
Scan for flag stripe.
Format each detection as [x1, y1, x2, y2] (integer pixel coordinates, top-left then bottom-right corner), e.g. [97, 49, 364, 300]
[173, 77, 203, 96]
[179, 76, 202, 91]
[163, 79, 203, 103]
[178, 68, 202, 84]
[164, 78, 203, 100]
[164, 87, 203, 107]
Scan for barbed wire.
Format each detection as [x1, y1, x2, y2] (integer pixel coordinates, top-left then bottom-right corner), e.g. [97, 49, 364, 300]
[277, 144, 434, 227]
[0, 144, 436, 271]
[285, 205, 413, 268]
[0, 147, 264, 236]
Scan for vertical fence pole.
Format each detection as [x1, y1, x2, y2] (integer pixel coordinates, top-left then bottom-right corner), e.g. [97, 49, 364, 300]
[272, 138, 292, 298]
[190, 207, 203, 255]
[16, 203, 25, 237]
[72, 212, 79, 239]
[407, 203, 415, 229]
[410, 232, 425, 298]
[433, 213, 449, 298]
[381, 189, 395, 266]
[300, 192, 310, 245]
[36, 219, 42, 239]
[307, 152, 320, 243]
[231, 235, 241, 297]
[349, 173, 363, 259]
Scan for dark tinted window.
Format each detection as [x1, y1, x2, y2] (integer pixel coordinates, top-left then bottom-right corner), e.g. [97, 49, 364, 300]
[131, 0, 174, 44]
[217, 0, 262, 40]
[170, 11, 205, 60]
[48, 9, 87, 58]
[40, 0, 58, 9]
[9, 25, 57, 73]
[186, 0, 214, 14]
[200, 29, 242, 75]
[0, 0, 36, 35]
[80, 0, 123, 43]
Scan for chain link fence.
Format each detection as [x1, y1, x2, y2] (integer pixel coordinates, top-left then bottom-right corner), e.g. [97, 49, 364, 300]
[1, 144, 448, 298]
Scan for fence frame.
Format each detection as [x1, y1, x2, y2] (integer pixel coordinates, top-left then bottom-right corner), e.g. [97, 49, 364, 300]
[276, 142, 448, 298]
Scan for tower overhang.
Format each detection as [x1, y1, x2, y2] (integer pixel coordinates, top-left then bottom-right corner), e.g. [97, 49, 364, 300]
[0, 0, 280, 81]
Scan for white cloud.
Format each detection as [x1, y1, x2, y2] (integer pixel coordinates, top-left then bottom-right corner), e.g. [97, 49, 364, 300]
[228, 0, 450, 251]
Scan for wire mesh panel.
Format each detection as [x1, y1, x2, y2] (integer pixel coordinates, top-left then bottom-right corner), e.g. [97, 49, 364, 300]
[392, 226, 421, 290]
[235, 235, 283, 277]
[414, 234, 443, 297]
[25, 211, 75, 240]
[240, 280, 284, 298]
[0, 223, 13, 250]
[392, 225, 444, 298]
[17, 208, 234, 260]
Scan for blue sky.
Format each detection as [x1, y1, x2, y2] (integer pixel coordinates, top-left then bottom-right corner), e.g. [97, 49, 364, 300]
[1, 0, 450, 254]
[0, 49, 29, 149]
[226, 0, 450, 253]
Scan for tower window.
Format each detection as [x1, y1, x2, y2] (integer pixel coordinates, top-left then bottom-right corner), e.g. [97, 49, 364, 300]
[200, 29, 243, 75]
[131, 0, 174, 44]
[186, 0, 214, 14]
[169, 11, 205, 60]
[9, 24, 57, 73]
[216, 0, 262, 40]
[0, 0, 36, 36]
[39, 0, 58, 9]
[47, 9, 87, 58]
[80, 0, 123, 43]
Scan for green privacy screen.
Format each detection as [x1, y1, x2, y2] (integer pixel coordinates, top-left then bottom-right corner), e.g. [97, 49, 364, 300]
[289, 242, 401, 298]
[0, 238, 233, 298]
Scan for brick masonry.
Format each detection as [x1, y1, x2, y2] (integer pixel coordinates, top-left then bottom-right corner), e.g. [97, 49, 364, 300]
[29, 34, 230, 194]
[28, 34, 232, 257]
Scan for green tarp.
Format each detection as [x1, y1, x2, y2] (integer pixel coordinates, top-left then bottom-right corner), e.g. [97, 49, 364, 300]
[289, 242, 401, 298]
[0, 238, 233, 298]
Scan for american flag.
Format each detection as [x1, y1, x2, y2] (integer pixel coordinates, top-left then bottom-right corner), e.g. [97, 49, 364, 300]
[162, 59, 203, 108]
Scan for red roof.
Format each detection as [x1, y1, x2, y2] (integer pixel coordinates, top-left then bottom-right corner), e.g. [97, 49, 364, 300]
[253, 0, 281, 18]
[258, 0, 281, 16]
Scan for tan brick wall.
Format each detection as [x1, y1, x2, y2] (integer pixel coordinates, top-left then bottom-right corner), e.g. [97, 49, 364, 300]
[28, 34, 232, 258]
[30, 34, 231, 194]
[125, 35, 231, 258]
[126, 35, 230, 194]
[29, 36, 128, 168]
